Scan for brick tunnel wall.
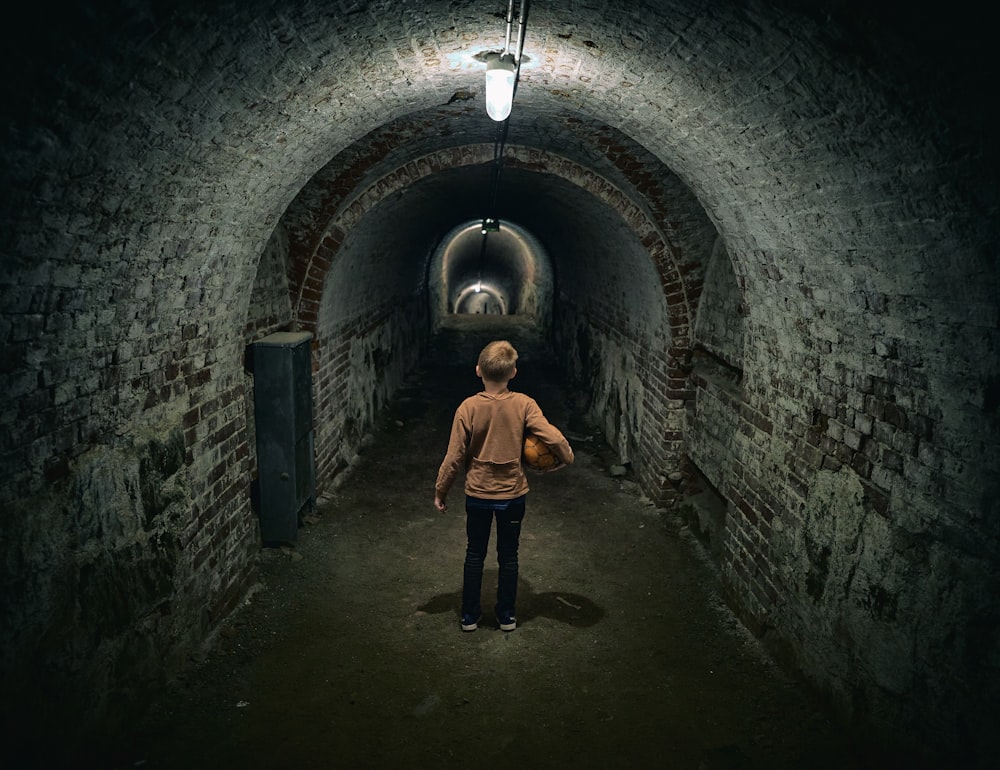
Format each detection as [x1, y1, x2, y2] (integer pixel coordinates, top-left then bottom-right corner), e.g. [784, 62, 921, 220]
[685, 238, 745, 558]
[0, 0, 997, 762]
[531, 122, 718, 504]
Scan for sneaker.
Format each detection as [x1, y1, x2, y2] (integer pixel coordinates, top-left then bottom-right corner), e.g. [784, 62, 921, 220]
[497, 613, 516, 632]
[461, 613, 481, 632]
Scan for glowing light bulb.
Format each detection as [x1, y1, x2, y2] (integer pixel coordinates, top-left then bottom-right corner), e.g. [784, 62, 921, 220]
[485, 53, 516, 122]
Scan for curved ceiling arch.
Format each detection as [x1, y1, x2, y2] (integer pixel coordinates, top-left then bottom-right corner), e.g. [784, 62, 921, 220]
[286, 142, 701, 350]
[4, 0, 989, 342]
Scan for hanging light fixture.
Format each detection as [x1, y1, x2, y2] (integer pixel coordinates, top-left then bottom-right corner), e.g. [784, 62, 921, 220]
[475, 1, 529, 293]
[485, 53, 516, 122]
[484, 0, 528, 122]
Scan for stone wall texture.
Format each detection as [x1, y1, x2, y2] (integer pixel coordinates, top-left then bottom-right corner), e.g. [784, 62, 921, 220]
[0, 0, 996, 764]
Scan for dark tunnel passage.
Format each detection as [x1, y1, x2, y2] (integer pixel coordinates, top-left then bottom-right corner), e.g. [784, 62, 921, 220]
[432, 219, 553, 321]
[1, 1, 997, 767]
[269, 152, 702, 487]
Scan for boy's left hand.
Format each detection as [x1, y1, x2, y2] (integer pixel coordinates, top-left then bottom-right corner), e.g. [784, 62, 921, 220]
[434, 495, 447, 512]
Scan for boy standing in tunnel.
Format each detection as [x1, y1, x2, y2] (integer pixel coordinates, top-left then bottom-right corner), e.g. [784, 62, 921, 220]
[434, 339, 574, 632]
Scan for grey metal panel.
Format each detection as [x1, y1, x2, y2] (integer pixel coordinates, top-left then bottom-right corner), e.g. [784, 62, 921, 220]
[252, 332, 315, 544]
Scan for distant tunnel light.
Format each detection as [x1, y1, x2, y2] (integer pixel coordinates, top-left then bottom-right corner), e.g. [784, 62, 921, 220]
[485, 53, 516, 122]
[454, 280, 507, 315]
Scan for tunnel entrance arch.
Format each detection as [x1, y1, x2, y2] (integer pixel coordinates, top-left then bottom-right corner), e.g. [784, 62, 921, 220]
[428, 219, 553, 331]
[283, 144, 694, 345]
[278, 142, 701, 507]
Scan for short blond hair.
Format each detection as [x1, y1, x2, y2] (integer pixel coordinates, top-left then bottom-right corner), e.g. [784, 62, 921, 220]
[478, 340, 518, 381]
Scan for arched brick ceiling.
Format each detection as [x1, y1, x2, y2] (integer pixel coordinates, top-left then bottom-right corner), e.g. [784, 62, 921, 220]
[0, 0, 993, 478]
[285, 138, 707, 344]
[8, 0, 988, 291]
[279, 106, 715, 319]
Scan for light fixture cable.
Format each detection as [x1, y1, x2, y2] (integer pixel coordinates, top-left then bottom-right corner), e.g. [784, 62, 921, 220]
[503, 0, 515, 56]
[478, 0, 529, 289]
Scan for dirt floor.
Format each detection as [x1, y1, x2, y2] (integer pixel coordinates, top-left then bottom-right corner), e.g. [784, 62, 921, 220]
[96, 316, 878, 769]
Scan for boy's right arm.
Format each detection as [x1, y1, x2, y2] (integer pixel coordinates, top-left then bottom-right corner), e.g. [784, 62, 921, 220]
[434, 405, 470, 512]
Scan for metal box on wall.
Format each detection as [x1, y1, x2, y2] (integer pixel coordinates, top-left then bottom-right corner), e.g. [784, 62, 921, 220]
[251, 331, 315, 544]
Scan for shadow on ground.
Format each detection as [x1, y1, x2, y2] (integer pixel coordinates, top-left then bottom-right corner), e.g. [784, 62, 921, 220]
[417, 578, 606, 630]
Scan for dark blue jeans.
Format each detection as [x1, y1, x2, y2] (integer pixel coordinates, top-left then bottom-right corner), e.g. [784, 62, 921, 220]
[462, 495, 526, 619]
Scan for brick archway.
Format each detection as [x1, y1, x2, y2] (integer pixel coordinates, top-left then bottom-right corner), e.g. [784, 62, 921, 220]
[286, 144, 695, 362]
